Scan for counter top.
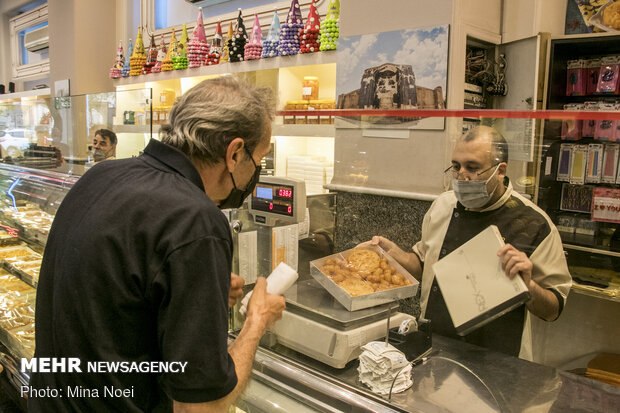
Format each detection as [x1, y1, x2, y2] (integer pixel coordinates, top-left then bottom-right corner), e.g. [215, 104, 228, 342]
[251, 334, 620, 412]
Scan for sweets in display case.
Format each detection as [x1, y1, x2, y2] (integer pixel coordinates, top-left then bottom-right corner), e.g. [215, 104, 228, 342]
[262, 10, 281, 58]
[278, 0, 303, 56]
[188, 8, 209, 68]
[228, 9, 248, 62]
[244, 14, 263, 60]
[129, 27, 146, 76]
[319, 0, 340, 51]
[300, 0, 320, 54]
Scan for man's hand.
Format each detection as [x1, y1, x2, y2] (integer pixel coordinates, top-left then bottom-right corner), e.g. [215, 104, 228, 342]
[358, 236, 401, 257]
[229, 273, 245, 307]
[497, 244, 533, 288]
[247, 277, 286, 332]
[357, 236, 423, 281]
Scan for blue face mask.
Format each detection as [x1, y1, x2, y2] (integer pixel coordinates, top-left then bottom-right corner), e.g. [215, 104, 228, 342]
[452, 164, 500, 209]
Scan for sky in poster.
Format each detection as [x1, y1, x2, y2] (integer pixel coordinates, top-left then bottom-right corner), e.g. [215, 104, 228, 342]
[337, 25, 449, 97]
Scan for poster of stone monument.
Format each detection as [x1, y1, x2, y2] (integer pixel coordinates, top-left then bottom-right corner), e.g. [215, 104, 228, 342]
[336, 25, 448, 130]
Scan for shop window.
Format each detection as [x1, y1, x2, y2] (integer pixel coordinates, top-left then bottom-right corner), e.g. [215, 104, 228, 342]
[18, 22, 49, 66]
[9, 3, 49, 80]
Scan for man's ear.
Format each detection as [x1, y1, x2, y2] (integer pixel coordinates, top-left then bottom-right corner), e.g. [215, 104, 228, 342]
[497, 162, 508, 178]
[225, 138, 245, 173]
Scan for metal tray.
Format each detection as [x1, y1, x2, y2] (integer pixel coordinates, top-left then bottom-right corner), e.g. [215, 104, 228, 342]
[310, 245, 419, 311]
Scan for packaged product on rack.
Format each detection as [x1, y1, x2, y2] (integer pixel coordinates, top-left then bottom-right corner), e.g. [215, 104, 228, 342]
[300, 0, 320, 54]
[561, 104, 583, 140]
[566, 60, 586, 96]
[188, 8, 209, 68]
[205, 21, 223, 65]
[228, 9, 248, 62]
[586, 143, 604, 183]
[583, 101, 599, 138]
[262, 10, 281, 58]
[129, 27, 146, 76]
[278, 0, 303, 56]
[122, 39, 132, 77]
[302, 76, 319, 100]
[596, 56, 620, 94]
[244, 14, 263, 60]
[173, 24, 189, 70]
[109, 40, 124, 79]
[151, 34, 167, 73]
[594, 102, 616, 141]
[220, 22, 233, 63]
[586, 58, 602, 95]
[143, 34, 158, 75]
[320, 0, 339, 51]
[569, 144, 588, 185]
[601, 143, 619, 183]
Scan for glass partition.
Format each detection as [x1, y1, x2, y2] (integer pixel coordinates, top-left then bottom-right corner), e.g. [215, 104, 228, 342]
[0, 88, 152, 176]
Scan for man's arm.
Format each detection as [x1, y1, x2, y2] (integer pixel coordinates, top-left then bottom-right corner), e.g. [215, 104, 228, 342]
[362, 236, 423, 281]
[497, 244, 559, 321]
[173, 277, 285, 413]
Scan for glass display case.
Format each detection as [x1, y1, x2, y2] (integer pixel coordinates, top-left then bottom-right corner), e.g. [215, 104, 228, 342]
[0, 89, 153, 176]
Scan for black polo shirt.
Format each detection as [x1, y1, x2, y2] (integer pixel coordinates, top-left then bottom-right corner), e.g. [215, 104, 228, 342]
[426, 189, 564, 356]
[29, 139, 237, 412]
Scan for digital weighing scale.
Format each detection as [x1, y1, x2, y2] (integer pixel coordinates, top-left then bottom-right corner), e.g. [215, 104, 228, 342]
[269, 279, 410, 369]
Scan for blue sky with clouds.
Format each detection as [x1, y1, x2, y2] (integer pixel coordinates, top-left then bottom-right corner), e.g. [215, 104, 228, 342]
[336, 25, 449, 97]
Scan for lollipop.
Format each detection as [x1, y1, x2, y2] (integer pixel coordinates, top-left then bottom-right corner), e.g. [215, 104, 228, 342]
[244, 14, 263, 60]
[278, 0, 303, 56]
[262, 10, 280, 58]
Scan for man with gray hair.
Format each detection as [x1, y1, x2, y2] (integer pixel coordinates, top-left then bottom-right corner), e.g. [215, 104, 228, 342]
[30, 77, 285, 412]
[367, 126, 571, 358]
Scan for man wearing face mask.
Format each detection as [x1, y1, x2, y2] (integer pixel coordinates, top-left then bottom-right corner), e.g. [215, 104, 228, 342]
[30, 77, 286, 413]
[92, 128, 117, 162]
[367, 126, 571, 358]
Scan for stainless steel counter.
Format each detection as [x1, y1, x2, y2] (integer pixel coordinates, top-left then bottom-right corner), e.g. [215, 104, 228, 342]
[246, 334, 620, 413]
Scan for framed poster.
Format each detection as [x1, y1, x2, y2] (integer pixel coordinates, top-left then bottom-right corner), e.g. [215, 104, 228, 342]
[336, 25, 448, 130]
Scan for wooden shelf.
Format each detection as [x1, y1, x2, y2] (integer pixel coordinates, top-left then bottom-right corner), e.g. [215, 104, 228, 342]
[113, 51, 337, 87]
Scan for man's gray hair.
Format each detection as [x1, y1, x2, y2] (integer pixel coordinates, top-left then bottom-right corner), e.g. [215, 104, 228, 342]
[160, 76, 274, 165]
[461, 126, 509, 164]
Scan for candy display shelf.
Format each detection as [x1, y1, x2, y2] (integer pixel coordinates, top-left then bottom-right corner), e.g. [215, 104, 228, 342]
[113, 51, 337, 87]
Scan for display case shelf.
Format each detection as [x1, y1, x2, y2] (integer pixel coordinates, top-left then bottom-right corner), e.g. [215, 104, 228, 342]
[0, 88, 50, 101]
[113, 51, 337, 87]
[272, 124, 335, 137]
[114, 124, 152, 133]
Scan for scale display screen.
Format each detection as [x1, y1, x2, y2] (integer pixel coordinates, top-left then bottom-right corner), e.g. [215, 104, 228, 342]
[251, 183, 295, 216]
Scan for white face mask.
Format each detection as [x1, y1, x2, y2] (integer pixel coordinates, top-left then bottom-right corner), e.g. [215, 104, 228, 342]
[452, 165, 500, 209]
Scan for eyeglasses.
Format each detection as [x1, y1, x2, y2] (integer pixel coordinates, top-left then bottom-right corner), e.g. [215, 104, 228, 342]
[443, 163, 499, 179]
